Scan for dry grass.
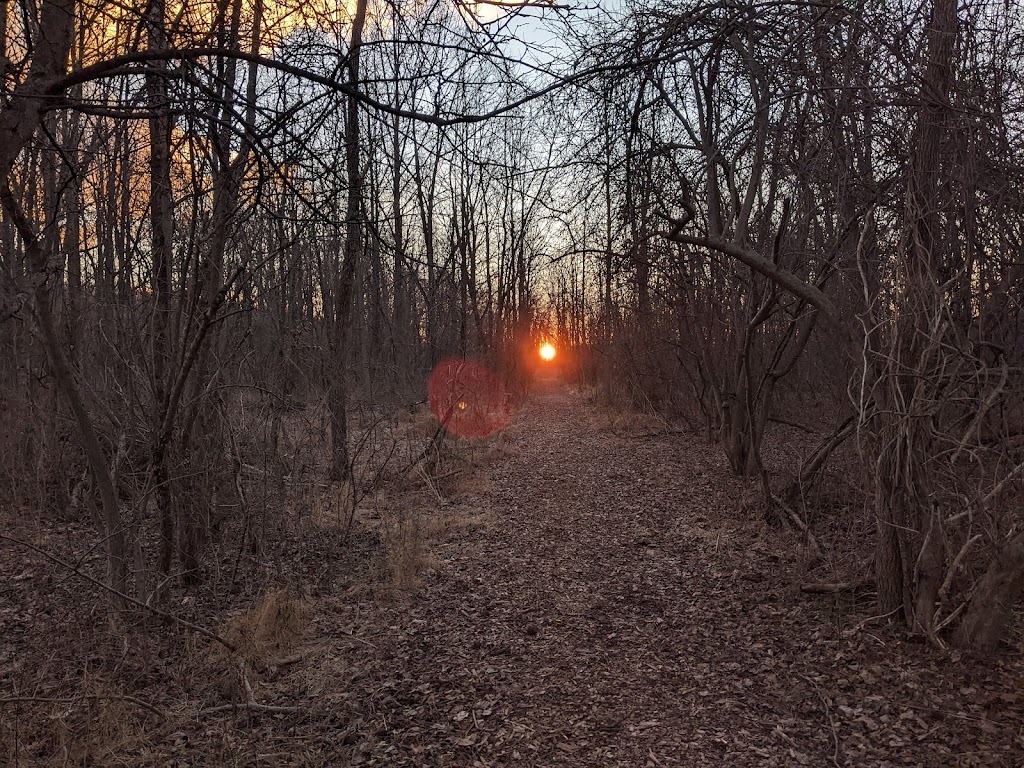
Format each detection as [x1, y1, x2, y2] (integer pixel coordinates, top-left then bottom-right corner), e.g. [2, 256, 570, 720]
[474, 431, 520, 463]
[367, 419, 512, 595]
[444, 469, 494, 498]
[588, 407, 671, 435]
[5, 678, 158, 767]
[375, 501, 498, 597]
[201, 588, 311, 704]
[393, 405, 441, 440]
[279, 401, 515, 599]
[421, 504, 496, 540]
[378, 512, 434, 594]
[220, 588, 310, 662]
[304, 481, 355, 532]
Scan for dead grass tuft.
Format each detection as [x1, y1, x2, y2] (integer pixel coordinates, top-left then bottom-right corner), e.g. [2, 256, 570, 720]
[379, 513, 434, 594]
[589, 408, 668, 434]
[417, 431, 514, 499]
[224, 588, 310, 660]
[354, 409, 515, 598]
[394, 405, 440, 440]
[421, 504, 496, 540]
[445, 470, 493, 498]
[6, 678, 159, 766]
[305, 481, 355, 531]
[201, 589, 311, 703]
[374, 500, 497, 597]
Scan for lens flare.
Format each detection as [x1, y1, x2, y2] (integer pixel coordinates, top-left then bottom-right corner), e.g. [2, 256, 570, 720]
[539, 343, 556, 361]
[428, 359, 512, 438]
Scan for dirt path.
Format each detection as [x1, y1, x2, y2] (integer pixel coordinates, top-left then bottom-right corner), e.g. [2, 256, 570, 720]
[304, 386, 1023, 767]
[6, 386, 1023, 766]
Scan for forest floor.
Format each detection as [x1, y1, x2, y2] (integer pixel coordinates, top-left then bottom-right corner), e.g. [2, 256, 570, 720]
[4, 381, 1024, 766]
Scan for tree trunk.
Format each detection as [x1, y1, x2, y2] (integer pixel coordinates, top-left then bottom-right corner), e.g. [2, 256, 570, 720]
[0, 0, 130, 609]
[328, 0, 368, 481]
[953, 533, 1024, 652]
[873, 0, 956, 637]
[146, 0, 176, 591]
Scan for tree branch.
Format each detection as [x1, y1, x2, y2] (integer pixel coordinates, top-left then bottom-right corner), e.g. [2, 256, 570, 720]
[0, 534, 237, 652]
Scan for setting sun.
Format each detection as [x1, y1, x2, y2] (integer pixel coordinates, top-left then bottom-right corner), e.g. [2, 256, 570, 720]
[539, 343, 556, 361]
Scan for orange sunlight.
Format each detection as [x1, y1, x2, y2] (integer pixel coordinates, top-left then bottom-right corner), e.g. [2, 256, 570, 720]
[539, 342, 556, 361]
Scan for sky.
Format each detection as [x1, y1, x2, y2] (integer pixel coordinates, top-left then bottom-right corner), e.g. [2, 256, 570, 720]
[471, 0, 622, 69]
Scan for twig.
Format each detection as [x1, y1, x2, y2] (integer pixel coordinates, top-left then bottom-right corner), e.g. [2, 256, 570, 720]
[934, 599, 969, 634]
[773, 725, 800, 749]
[799, 674, 841, 768]
[801, 580, 874, 594]
[849, 606, 902, 633]
[201, 665, 300, 715]
[0, 695, 166, 720]
[983, 460, 1024, 506]
[937, 534, 981, 604]
[417, 462, 447, 504]
[0, 533, 237, 652]
[903, 702, 1003, 726]
[337, 626, 380, 649]
[270, 654, 304, 667]
[200, 701, 299, 715]
[771, 494, 824, 559]
[768, 415, 817, 434]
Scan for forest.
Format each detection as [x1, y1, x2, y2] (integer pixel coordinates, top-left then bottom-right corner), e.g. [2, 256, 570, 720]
[2, 0, 1024, 764]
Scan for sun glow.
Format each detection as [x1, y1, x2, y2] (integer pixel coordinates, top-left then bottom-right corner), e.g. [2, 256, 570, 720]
[539, 343, 556, 361]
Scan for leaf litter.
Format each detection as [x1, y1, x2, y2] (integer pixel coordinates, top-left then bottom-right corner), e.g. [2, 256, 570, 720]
[2, 386, 1023, 766]
[308, 387, 1024, 766]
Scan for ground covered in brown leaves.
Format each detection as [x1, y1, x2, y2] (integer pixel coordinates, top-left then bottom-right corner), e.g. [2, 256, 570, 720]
[4, 383, 1024, 766]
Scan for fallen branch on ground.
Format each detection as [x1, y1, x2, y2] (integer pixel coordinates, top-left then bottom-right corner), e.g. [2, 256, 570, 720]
[200, 701, 299, 715]
[770, 494, 824, 560]
[0, 694, 166, 720]
[0, 533, 236, 652]
[801, 580, 875, 594]
[768, 415, 817, 434]
[200, 667, 299, 716]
